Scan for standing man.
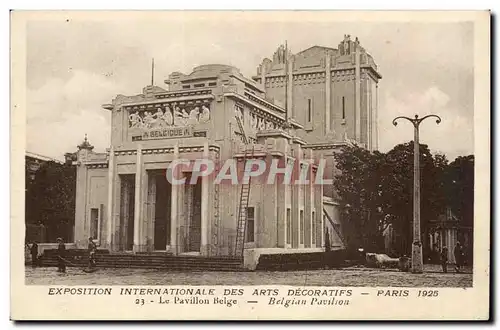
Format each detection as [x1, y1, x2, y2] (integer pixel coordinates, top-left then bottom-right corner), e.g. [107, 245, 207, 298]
[88, 237, 97, 269]
[454, 241, 463, 273]
[440, 247, 448, 273]
[30, 241, 39, 267]
[57, 238, 66, 273]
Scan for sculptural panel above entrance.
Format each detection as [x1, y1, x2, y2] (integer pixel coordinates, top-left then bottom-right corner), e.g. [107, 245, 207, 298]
[127, 101, 211, 129]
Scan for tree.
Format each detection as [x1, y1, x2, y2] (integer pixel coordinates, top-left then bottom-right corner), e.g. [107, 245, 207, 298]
[445, 155, 474, 227]
[378, 142, 448, 256]
[25, 161, 76, 242]
[333, 142, 452, 257]
[333, 145, 385, 253]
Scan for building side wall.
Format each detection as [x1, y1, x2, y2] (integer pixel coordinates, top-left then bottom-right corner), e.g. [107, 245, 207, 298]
[292, 75, 326, 135]
[74, 166, 109, 248]
[331, 76, 356, 141]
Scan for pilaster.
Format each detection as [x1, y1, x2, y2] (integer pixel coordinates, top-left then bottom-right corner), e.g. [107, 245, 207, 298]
[105, 146, 115, 249]
[276, 145, 289, 248]
[111, 163, 121, 252]
[303, 161, 312, 248]
[314, 173, 324, 249]
[170, 144, 179, 255]
[304, 149, 314, 248]
[133, 144, 143, 252]
[355, 50, 361, 141]
[200, 142, 209, 256]
[291, 143, 302, 248]
[141, 162, 150, 252]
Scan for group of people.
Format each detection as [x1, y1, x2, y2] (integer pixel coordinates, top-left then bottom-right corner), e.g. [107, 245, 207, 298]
[28, 237, 98, 272]
[440, 241, 466, 273]
[56, 237, 97, 273]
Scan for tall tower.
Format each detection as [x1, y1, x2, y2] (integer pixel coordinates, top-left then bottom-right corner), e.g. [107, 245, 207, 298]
[253, 35, 382, 151]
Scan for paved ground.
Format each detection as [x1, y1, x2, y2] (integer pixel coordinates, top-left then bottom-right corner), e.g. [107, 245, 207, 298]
[25, 265, 472, 287]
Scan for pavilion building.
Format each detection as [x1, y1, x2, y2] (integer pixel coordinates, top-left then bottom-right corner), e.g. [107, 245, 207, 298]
[68, 35, 381, 266]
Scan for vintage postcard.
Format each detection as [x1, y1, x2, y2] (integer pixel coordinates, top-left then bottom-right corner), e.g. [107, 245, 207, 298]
[10, 10, 490, 320]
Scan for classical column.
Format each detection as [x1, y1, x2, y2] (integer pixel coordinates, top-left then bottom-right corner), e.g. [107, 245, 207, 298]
[170, 144, 179, 255]
[276, 143, 289, 248]
[145, 169, 155, 252]
[325, 51, 331, 133]
[291, 144, 302, 248]
[355, 50, 361, 142]
[133, 145, 143, 252]
[106, 146, 115, 250]
[304, 158, 312, 248]
[313, 161, 324, 249]
[200, 142, 209, 255]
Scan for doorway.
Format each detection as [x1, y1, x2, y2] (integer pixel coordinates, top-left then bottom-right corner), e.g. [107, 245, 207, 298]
[153, 172, 171, 250]
[119, 174, 135, 251]
[185, 174, 202, 252]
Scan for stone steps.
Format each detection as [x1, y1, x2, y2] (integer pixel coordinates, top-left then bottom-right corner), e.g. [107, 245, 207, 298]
[38, 249, 243, 271]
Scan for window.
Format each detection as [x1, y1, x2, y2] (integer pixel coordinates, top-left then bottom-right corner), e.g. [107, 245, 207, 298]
[208, 82, 217, 87]
[90, 208, 99, 240]
[342, 96, 346, 120]
[312, 211, 316, 245]
[286, 208, 291, 244]
[307, 99, 312, 123]
[300, 210, 304, 244]
[194, 83, 205, 88]
[246, 207, 255, 243]
[182, 85, 190, 89]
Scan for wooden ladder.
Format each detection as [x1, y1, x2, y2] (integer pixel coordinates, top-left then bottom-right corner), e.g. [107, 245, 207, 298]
[234, 114, 252, 257]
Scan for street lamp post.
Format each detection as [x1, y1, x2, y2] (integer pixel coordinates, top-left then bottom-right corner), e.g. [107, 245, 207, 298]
[392, 114, 441, 273]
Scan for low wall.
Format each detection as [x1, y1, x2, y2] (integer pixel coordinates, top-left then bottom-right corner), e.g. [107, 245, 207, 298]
[243, 247, 347, 271]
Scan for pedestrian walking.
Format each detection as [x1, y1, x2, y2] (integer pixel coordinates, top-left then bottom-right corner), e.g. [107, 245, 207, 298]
[440, 247, 448, 273]
[454, 242, 463, 273]
[57, 238, 66, 273]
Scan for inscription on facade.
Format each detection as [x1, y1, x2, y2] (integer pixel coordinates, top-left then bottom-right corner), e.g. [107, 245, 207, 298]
[132, 127, 194, 141]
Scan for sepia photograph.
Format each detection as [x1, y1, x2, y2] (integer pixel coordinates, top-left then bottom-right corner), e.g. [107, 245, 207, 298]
[11, 10, 490, 320]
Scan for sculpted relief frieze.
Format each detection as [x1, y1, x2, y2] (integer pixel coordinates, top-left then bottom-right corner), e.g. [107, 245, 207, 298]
[128, 102, 211, 129]
[235, 105, 283, 136]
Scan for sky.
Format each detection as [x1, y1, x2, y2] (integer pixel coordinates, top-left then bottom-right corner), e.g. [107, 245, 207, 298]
[25, 13, 474, 162]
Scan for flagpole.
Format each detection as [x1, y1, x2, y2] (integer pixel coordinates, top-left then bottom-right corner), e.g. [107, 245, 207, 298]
[151, 58, 155, 86]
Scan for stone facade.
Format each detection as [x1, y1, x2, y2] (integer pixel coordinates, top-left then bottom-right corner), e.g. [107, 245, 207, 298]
[69, 36, 381, 259]
[254, 34, 381, 150]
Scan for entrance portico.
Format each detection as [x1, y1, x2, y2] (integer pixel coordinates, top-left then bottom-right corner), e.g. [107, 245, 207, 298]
[113, 143, 211, 255]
